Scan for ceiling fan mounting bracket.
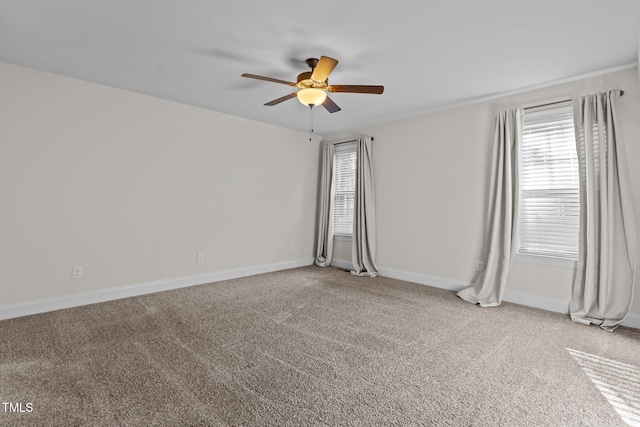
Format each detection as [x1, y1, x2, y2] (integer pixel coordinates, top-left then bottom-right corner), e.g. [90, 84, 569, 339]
[305, 58, 319, 70]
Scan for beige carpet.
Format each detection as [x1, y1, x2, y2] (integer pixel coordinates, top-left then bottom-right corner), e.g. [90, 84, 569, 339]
[1, 266, 639, 426]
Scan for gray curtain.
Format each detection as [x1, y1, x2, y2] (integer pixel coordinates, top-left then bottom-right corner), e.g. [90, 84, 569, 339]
[570, 91, 636, 332]
[315, 142, 334, 267]
[351, 136, 379, 276]
[458, 109, 521, 306]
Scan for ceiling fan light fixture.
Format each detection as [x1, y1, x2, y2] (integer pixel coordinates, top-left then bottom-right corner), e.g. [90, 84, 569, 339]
[297, 88, 327, 107]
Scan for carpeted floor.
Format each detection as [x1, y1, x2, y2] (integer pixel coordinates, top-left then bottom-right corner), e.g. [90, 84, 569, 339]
[1, 266, 639, 426]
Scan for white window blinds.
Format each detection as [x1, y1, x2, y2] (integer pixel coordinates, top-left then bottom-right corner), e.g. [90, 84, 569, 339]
[519, 103, 579, 259]
[333, 148, 357, 235]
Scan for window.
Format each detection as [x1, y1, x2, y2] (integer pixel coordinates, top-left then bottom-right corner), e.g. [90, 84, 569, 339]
[519, 103, 579, 260]
[333, 145, 357, 236]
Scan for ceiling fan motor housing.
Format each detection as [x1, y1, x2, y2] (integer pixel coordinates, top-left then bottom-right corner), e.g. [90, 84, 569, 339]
[296, 71, 328, 89]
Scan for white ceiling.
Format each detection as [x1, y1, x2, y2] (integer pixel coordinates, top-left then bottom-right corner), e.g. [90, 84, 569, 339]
[1, 0, 639, 135]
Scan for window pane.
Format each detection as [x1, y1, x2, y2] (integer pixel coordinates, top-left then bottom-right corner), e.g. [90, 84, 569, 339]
[333, 150, 356, 235]
[519, 104, 579, 259]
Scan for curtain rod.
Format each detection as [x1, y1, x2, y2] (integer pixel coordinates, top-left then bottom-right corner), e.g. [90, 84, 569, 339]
[524, 90, 624, 111]
[333, 137, 374, 146]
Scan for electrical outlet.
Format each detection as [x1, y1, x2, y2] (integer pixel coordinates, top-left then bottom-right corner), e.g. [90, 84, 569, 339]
[290, 243, 296, 252]
[476, 261, 484, 272]
[197, 252, 205, 263]
[72, 266, 83, 279]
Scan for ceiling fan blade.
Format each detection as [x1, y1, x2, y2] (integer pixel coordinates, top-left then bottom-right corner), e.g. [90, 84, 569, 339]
[328, 85, 384, 94]
[241, 73, 296, 86]
[310, 56, 338, 82]
[264, 92, 298, 106]
[322, 96, 341, 113]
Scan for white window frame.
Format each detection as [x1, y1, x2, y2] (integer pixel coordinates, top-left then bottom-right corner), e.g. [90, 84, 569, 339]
[332, 143, 357, 239]
[516, 102, 579, 268]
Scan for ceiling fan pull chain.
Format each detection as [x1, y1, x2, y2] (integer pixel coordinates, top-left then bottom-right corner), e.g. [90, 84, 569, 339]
[309, 105, 314, 142]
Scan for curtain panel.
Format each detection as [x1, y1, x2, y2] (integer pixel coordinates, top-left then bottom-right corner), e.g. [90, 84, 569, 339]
[570, 90, 637, 331]
[458, 109, 521, 306]
[351, 136, 379, 277]
[315, 142, 335, 267]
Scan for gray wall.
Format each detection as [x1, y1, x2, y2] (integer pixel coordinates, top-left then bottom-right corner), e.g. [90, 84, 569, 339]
[0, 62, 320, 306]
[3, 60, 639, 323]
[332, 67, 640, 318]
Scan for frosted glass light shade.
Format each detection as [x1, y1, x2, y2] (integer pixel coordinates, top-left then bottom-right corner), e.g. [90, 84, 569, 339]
[297, 88, 327, 106]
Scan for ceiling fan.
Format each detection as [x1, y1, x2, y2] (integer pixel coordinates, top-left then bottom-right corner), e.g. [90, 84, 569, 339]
[241, 56, 384, 113]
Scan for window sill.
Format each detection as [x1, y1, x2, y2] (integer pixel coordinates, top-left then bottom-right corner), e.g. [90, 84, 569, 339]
[514, 253, 577, 269]
[333, 234, 352, 242]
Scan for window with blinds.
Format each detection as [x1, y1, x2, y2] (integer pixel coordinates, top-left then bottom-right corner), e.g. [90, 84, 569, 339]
[333, 147, 357, 236]
[519, 103, 579, 259]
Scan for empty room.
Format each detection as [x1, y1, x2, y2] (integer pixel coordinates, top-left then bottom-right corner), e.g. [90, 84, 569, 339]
[2, 1, 640, 425]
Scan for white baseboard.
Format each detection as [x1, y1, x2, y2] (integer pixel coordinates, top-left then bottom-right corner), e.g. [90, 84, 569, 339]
[622, 313, 640, 329]
[378, 266, 469, 292]
[376, 266, 639, 329]
[330, 258, 353, 271]
[0, 258, 315, 321]
[3, 258, 638, 330]
[501, 290, 569, 314]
